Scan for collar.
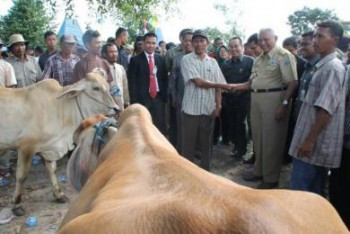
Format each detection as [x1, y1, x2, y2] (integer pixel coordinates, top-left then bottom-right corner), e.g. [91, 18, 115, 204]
[144, 52, 155, 58]
[264, 46, 278, 59]
[316, 52, 337, 69]
[58, 52, 73, 60]
[192, 52, 209, 60]
[231, 55, 244, 63]
[306, 55, 320, 67]
[13, 54, 28, 61]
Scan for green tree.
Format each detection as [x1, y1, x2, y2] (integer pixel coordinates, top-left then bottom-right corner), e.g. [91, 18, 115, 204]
[0, 0, 54, 48]
[208, 3, 243, 44]
[203, 27, 231, 44]
[287, 7, 339, 36]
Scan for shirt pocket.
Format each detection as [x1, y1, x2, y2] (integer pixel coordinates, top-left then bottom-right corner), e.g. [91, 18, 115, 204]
[265, 64, 279, 77]
[28, 68, 38, 83]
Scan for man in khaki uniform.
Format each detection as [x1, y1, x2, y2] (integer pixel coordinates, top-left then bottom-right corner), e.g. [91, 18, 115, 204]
[232, 28, 298, 189]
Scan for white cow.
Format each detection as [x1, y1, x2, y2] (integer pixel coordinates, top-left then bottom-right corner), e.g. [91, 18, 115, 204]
[0, 72, 118, 216]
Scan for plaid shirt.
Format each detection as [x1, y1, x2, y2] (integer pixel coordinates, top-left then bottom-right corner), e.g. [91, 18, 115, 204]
[42, 52, 80, 86]
[289, 53, 346, 168]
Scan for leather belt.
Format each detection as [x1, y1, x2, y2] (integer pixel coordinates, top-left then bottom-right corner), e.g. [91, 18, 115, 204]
[251, 87, 287, 93]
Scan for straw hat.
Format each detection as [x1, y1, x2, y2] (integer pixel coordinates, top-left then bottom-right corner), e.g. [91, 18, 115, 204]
[8, 34, 28, 48]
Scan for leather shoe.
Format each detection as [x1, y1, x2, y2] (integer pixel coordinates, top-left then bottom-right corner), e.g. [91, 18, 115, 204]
[257, 182, 279, 189]
[243, 173, 262, 182]
[242, 155, 255, 164]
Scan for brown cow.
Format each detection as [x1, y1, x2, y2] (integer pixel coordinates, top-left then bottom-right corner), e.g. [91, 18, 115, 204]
[58, 104, 348, 234]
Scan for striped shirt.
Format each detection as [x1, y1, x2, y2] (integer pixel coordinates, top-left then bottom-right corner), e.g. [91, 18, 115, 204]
[181, 52, 226, 116]
[42, 52, 80, 86]
[289, 53, 346, 168]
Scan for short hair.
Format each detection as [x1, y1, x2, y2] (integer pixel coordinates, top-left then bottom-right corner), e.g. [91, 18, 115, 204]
[229, 36, 243, 45]
[179, 28, 193, 38]
[101, 42, 116, 59]
[44, 31, 56, 39]
[158, 40, 165, 46]
[135, 35, 143, 42]
[316, 20, 344, 40]
[34, 46, 44, 54]
[214, 37, 222, 43]
[82, 29, 101, 48]
[247, 33, 258, 44]
[301, 31, 314, 38]
[282, 36, 299, 49]
[115, 27, 127, 38]
[166, 42, 176, 50]
[143, 32, 157, 41]
[106, 37, 115, 44]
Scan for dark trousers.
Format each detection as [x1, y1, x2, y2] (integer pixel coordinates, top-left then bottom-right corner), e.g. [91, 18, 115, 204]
[220, 105, 230, 144]
[144, 97, 166, 135]
[168, 102, 177, 147]
[181, 113, 214, 171]
[227, 96, 248, 154]
[283, 98, 297, 163]
[329, 147, 350, 230]
[213, 117, 221, 144]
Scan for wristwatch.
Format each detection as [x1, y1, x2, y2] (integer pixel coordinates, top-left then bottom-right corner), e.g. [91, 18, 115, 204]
[282, 99, 289, 106]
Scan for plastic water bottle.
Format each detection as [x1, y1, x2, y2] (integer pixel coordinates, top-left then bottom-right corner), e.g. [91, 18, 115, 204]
[32, 155, 41, 166]
[110, 85, 122, 98]
[0, 177, 9, 187]
[58, 175, 68, 183]
[26, 216, 37, 227]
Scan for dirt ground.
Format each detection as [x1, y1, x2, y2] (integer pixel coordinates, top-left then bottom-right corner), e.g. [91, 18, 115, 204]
[0, 142, 291, 234]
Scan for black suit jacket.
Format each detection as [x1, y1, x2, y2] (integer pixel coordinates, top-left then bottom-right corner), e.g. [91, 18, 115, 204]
[128, 53, 168, 104]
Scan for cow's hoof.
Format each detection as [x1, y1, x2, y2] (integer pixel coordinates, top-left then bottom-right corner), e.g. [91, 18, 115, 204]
[12, 207, 26, 216]
[55, 195, 69, 203]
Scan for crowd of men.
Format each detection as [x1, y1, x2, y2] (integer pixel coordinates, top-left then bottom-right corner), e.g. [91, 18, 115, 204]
[0, 19, 349, 228]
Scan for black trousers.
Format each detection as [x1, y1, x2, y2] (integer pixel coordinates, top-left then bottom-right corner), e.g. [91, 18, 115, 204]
[226, 95, 249, 154]
[168, 102, 177, 147]
[143, 97, 166, 135]
[329, 147, 350, 230]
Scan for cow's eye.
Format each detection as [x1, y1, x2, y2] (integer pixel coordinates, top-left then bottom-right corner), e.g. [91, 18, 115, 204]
[93, 87, 100, 91]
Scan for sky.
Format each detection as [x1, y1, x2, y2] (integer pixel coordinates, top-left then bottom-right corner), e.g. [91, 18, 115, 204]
[1, 0, 350, 45]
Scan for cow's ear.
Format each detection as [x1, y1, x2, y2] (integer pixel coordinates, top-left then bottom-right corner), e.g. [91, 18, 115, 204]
[57, 83, 85, 99]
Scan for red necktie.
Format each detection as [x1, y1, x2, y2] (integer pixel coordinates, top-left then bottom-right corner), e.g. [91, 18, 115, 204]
[148, 55, 157, 98]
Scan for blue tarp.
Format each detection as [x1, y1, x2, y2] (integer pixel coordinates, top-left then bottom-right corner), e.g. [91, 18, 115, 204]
[58, 17, 84, 47]
[155, 27, 164, 43]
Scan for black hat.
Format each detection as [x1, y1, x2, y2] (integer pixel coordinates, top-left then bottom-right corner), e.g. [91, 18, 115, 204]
[192, 29, 209, 41]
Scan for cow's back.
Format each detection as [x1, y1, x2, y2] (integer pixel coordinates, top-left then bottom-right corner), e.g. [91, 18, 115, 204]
[59, 104, 349, 234]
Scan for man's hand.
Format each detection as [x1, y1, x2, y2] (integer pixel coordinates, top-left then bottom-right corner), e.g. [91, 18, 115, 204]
[274, 105, 287, 121]
[211, 106, 222, 118]
[297, 137, 316, 158]
[227, 83, 239, 92]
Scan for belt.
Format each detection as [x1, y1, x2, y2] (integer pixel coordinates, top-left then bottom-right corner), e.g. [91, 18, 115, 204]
[251, 87, 287, 93]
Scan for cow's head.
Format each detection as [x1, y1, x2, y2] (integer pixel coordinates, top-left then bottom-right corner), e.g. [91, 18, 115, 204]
[57, 72, 119, 118]
[67, 115, 118, 191]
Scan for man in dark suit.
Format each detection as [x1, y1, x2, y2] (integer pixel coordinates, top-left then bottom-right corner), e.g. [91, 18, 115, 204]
[128, 32, 167, 134]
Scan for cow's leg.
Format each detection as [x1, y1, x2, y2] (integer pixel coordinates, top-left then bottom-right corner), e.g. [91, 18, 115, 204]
[45, 160, 69, 203]
[12, 149, 34, 216]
